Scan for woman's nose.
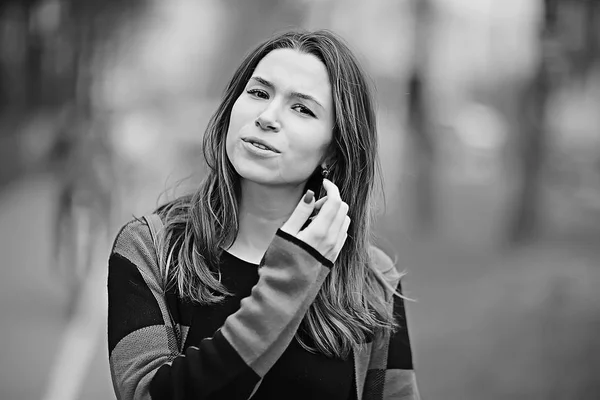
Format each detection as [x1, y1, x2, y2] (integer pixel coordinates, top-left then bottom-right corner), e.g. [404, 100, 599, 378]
[255, 104, 281, 132]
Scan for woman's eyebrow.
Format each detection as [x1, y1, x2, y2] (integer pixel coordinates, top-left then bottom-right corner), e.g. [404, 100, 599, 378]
[251, 76, 274, 89]
[250, 76, 325, 110]
[290, 91, 324, 111]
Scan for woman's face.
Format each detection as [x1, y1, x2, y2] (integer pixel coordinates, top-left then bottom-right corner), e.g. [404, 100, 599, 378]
[226, 48, 334, 187]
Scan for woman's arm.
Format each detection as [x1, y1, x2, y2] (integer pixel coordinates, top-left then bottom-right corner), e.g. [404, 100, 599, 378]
[108, 220, 332, 400]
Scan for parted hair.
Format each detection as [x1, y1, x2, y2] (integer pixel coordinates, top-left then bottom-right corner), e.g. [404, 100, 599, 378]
[155, 29, 402, 358]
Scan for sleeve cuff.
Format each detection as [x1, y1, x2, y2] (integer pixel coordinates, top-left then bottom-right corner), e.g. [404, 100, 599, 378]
[275, 229, 334, 269]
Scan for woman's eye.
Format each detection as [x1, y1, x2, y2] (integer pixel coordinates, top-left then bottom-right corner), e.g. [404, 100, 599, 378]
[247, 89, 269, 99]
[292, 104, 315, 117]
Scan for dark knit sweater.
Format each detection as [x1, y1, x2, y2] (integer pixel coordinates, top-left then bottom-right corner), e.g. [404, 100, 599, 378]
[107, 215, 420, 399]
[184, 249, 355, 399]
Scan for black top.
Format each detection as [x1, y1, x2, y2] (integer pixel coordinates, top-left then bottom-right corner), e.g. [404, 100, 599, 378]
[182, 250, 355, 400]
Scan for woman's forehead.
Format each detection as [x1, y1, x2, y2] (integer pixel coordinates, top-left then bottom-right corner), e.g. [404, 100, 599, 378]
[252, 49, 332, 109]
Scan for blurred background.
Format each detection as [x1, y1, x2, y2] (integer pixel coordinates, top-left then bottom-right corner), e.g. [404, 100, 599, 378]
[1, 0, 599, 399]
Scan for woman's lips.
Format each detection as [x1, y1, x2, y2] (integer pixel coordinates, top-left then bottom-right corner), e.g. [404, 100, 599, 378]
[241, 136, 280, 153]
[241, 139, 280, 157]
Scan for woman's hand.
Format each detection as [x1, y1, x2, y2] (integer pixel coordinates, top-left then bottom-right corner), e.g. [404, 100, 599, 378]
[280, 179, 350, 263]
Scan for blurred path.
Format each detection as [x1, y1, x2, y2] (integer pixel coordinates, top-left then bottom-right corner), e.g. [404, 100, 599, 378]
[0, 173, 114, 400]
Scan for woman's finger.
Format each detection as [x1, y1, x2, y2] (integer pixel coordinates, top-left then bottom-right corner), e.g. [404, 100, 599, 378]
[307, 196, 329, 223]
[280, 190, 316, 235]
[314, 196, 328, 211]
[310, 179, 341, 227]
[327, 215, 351, 260]
[340, 215, 351, 236]
[295, 180, 350, 264]
[329, 233, 348, 262]
[327, 202, 349, 239]
[322, 179, 339, 198]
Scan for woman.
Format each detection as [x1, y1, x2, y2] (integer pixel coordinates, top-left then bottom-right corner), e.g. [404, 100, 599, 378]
[108, 30, 420, 400]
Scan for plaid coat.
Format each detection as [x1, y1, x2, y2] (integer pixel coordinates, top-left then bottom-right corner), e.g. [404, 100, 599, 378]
[108, 214, 420, 399]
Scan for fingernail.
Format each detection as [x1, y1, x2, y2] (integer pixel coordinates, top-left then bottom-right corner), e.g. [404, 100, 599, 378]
[303, 190, 314, 204]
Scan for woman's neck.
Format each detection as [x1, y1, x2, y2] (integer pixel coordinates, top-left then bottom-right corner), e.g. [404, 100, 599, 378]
[226, 179, 305, 264]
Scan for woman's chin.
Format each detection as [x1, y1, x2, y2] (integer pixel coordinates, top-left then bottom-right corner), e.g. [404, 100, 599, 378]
[232, 160, 310, 188]
[237, 171, 306, 188]
[235, 165, 278, 185]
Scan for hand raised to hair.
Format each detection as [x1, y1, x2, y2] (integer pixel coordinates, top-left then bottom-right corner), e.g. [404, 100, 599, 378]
[280, 179, 350, 263]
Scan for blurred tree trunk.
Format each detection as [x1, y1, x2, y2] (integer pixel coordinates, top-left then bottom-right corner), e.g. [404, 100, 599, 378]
[50, 0, 146, 311]
[0, 1, 32, 113]
[407, 0, 436, 233]
[509, 64, 550, 244]
[52, 0, 102, 298]
[0, 0, 47, 189]
[508, 0, 599, 244]
[573, 0, 599, 80]
[23, 0, 42, 109]
[507, 0, 557, 244]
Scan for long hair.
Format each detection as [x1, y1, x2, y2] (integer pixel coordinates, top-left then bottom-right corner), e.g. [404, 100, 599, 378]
[156, 30, 400, 358]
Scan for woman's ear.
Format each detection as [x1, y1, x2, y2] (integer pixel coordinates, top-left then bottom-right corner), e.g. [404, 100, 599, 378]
[320, 153, 337, 171]
[321, 159, 337, 173]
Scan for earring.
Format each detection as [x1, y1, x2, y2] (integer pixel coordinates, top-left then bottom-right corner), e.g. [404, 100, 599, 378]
[321, 166, 330, 179]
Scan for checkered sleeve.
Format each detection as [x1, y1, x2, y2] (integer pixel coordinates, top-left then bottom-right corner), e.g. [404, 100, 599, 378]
[363, 247, 420, 400]
[382, 280, 420, 399]
[108, 220, 333, 400]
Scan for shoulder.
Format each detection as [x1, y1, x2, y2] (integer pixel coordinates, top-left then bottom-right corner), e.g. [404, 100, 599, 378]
[110, 217, 153, 257]
[368, 245, 401, 288]
[109, 215, 168, 289]
[109, 216, 164, 279]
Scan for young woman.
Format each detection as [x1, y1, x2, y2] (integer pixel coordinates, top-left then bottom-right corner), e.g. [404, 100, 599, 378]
[108, 30, 420, 400]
